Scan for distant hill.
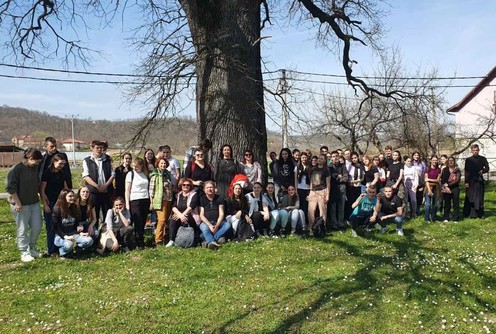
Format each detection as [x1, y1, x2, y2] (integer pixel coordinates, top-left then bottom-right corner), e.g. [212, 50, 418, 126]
[0, 105, 332, 155]
[0, 105, 199, 153]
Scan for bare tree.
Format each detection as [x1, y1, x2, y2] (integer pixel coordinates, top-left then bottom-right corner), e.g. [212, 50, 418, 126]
[1, 0, 405, 173]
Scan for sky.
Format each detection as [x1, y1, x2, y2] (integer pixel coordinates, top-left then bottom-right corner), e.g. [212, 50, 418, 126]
[1, 0, 495, 133]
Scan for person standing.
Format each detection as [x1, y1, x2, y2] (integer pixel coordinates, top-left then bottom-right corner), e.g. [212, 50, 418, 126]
[6, 149, 44, 262]
[215, 144, 242, 199]
[328, 151, 348, 230]
[82, 140, 115, 222]
[149, 158, 174, 246]
[125, 157, 150, 249]
[441, 157, 461, 223]
[114, 152, 132, 198]
[464, 144, 489, 219]
[38, 137, 72, 189]
[39, 154, 68, 256]
[424, 156, 441, 223]
[307, 154, 331, 233]
[161, 145, 181, 190]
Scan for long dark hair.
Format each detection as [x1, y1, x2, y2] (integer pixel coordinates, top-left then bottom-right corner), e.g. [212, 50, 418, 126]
[75, 187, 94, 219]
[219, 144, 234, 159]
[229, 183, 248, 210]
[49, 154, 67, 173]
[55, 188, 79, 219]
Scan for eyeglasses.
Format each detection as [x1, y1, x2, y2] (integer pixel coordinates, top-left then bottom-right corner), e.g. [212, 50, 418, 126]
[244, 153, 252, 156]
[182, 184, 192, 187]
[196, 154, 203, 157]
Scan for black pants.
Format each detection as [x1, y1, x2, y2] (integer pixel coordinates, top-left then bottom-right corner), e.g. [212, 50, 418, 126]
[329, 185, 346, 228]
[251, 211, 269, 232]
[91, 192, 112, 223]
[107, 226, 134, 249]
[130, 198, 151, 247]
[349, 214, 373, 230]
[443, 187, 459, 221]
[297, 188, 310, 218]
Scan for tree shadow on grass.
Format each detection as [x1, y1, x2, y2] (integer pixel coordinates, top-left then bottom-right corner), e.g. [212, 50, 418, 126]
[217, 225, 496, 333]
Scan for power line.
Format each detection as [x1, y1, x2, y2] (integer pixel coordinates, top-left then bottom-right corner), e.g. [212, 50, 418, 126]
[286, 69, 489, 81]
[0, 62, 491, 81]
[0, 74, 142, 84]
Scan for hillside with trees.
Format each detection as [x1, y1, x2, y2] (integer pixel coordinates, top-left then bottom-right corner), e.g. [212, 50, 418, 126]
[1, 105, 315, 155]
[0, 105, 199, 152]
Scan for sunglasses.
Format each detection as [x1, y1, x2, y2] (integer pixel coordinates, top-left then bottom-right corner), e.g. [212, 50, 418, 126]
[182, 184, 192, 187]
[244, 153, 252, 156]
[196, 154, 203, 157]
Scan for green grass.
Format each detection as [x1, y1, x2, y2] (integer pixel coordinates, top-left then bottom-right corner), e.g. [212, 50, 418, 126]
[1, 183, 496, 333]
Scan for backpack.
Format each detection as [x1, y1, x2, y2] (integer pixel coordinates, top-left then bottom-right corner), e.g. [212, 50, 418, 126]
[236, 217, 255, 242]
[313, 217, 326, 238]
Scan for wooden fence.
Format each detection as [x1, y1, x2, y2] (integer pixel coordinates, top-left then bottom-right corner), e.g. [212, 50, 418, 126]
[0, 152, 24, 167]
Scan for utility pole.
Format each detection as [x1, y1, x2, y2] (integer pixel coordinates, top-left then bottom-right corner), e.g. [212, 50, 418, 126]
[65, 114, 78, 167]
[280, 69, 288, 148]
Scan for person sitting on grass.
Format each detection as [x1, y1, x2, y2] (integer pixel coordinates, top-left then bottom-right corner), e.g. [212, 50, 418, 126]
[376, 186, 404, 236]
[52, 189, 94, 258]
[226, 183, 252, 234]
[102, 197, 133, 253]
[349, 185, 379, 238]
[279, 185, 306, 236]
[246, 182, 270, 238]
[75, 186, 99, 241]
[199, 181, 232, 250]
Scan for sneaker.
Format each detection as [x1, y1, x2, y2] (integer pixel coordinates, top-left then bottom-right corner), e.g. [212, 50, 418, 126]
[380, 227, 387, 234]
[453, 221, 458, 224]
[280, 232, 286, 239]
[165, 240, 175, 248]
[397, 229, 404, 236]
[443, 219, 449, 223]
[262, 230, 269, 238]
[29, 248, 42, 258]
[351, 229, 358, 238]
[21, 251, 35, 262]
[95, 248, 105, 255]
[217, 237, 226, 245]
[201, 241, 208, 248]
[208, 242, 219, 250]
[122, 247, 131, 253]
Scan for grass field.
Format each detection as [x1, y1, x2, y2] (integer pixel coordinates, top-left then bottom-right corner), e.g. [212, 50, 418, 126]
[1, 172, 496, 333]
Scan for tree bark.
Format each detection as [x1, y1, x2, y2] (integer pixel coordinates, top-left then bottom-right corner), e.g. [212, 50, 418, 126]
[181, 0, 267, 176]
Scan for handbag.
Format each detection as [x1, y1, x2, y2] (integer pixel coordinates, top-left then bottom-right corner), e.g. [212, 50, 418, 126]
[98, 224, 112, 249]
[175, 224, 195, 248]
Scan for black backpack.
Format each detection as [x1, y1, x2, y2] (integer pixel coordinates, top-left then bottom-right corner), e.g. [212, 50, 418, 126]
[236, 217, 255, 242]
[313, 217, 326, 238]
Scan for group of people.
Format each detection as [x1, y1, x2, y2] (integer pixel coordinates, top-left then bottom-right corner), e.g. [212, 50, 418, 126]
[6, 136, 489, 262]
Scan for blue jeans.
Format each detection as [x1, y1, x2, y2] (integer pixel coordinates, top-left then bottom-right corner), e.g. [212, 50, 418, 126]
[424, 193, 438, 221]
[54, 234, 94, 256]
[378, 212, 404, 229]
[269, 209, 289, 230]
[288, 209, 306, 229]
[199, 221, 232, 244]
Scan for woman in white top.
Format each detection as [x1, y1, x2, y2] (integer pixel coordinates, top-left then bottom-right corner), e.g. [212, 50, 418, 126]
[125, 157, 150, 249]
[403, 156, 419, 218]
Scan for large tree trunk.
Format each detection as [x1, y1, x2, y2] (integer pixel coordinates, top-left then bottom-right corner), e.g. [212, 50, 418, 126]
[181, 0, 267, 176]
